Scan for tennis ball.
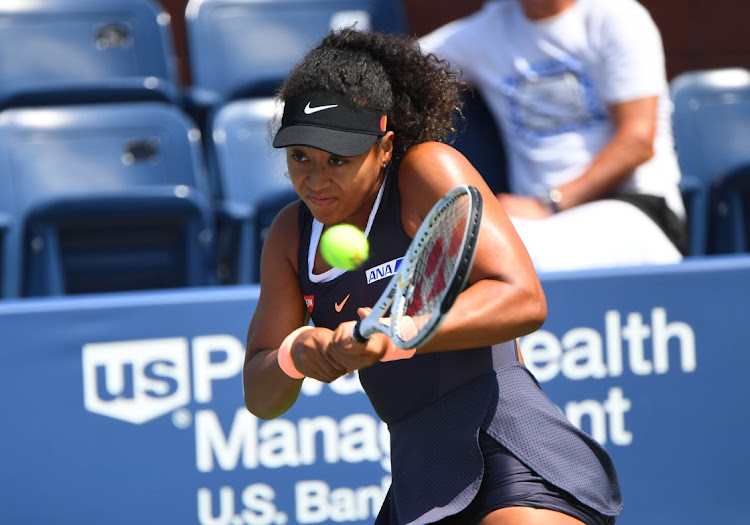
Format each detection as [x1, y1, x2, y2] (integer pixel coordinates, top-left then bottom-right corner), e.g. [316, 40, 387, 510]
[320, 224, 369, 270]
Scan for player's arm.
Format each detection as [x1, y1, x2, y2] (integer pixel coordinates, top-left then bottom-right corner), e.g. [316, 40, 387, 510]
[243, 203, 346, 420]
[398, 142, 547, 352]
[497, 96, 658, 218]
[551, 0, 665, 210]
[553, 96, 658, 211]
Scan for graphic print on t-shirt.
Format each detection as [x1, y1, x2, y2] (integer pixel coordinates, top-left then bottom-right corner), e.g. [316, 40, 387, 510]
[504, 58, 607, 139]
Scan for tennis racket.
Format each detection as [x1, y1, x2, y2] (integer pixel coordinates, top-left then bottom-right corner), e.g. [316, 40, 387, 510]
[352, 184, 483, 349]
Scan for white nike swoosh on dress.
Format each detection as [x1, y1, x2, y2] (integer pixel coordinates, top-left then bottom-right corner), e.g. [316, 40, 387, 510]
[304, 102, 339, 114]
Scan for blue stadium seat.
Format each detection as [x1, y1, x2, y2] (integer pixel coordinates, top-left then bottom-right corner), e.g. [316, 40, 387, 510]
[0, 176, 12, 298]
[0, 0, 180, 108]
[0, 102, 217, 298]
[207, 97, 298, 283]
[184, 0, 408, 109]
[670, 67, 750, 255]
[710, 165, 750, 253]
[452, 88, 509, 195]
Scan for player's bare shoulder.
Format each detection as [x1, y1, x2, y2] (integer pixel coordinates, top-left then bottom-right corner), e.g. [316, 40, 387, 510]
[399, 142, 482, 224]
[261, 200, 302, 276]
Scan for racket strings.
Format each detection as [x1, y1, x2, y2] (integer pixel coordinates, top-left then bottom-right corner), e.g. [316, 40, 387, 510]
[398, 194, 470, 337]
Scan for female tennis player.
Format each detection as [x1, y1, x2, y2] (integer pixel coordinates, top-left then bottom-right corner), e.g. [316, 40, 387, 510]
[243, 28, 622, 525]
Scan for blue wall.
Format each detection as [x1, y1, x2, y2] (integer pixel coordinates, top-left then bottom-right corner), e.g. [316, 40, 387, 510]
[1, 256, 748, 524]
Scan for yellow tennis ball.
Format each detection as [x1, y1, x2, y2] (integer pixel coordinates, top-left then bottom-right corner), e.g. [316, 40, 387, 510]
[320, 224, 369, 270]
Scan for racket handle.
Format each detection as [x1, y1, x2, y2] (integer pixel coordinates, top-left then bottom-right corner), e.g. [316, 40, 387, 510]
[352, 319, 369, 342]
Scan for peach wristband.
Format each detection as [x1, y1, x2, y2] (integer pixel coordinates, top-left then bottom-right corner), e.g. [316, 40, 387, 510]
[380, 340, 416, 362]
[277, 326, 314, 379]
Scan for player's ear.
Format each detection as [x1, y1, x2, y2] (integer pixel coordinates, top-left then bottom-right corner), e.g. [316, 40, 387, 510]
[379, 131, 395, 165]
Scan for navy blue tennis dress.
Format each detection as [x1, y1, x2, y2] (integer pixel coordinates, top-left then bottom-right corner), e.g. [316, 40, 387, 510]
[298, 168, 623, 524]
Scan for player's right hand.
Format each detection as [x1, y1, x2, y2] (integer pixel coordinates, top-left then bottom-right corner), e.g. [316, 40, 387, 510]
[290, 327, 350, 383]
[328, 309, 389, 371]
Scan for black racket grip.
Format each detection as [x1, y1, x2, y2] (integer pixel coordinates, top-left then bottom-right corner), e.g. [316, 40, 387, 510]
[352, 319, 369, 342]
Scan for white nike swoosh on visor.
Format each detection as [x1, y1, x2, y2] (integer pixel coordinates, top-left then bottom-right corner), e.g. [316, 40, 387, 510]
[304, 102, 339, 114]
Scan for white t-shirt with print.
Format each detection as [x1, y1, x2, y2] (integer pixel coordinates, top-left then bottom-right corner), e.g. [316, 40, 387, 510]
[420, 0, 684, 217]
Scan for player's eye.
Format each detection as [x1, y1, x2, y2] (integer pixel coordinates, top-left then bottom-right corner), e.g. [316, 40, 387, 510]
[328, 157, 345, 166]
[290, 153, 308, 162]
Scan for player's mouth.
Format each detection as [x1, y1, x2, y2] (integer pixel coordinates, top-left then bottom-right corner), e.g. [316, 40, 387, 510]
[308, 195, 336, 207]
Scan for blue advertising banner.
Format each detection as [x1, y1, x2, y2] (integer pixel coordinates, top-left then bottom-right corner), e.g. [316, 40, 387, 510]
[0, 287, 387, 525]
[1, 256, 749, 524]
[523, 256, 750, 525]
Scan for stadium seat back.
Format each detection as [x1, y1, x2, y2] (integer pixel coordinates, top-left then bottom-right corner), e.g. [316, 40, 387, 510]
[0, 169, 12, 298]
[185, 0, 408, 103]
[208, 97, 297, 283]
[452, 88, 509, 195]
[671, 68, 750, 255]
[0, 0, 179, 107]
[0, 102, 217, 298]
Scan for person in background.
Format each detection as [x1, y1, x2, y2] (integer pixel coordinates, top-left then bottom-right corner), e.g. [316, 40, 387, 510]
[243, 27, 621, 524]
[419, 0, 688, 272]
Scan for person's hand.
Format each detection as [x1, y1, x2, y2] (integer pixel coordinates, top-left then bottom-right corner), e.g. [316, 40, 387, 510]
[328, 307, 389, 372]
[290, 327, 349, 383]
[496, 193, 554, 219]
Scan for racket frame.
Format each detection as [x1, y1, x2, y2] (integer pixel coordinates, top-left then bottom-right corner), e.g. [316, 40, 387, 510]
[353, 184, 483, 349]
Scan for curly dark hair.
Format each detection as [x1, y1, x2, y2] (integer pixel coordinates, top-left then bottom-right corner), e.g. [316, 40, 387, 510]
[277, 28, 466, 160]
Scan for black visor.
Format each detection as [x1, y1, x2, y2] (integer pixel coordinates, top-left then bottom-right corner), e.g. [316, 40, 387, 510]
[273, 92, 387, 157]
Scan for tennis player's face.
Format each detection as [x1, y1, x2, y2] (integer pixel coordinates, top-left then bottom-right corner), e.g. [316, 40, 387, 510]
[285, 136, 393, 229]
